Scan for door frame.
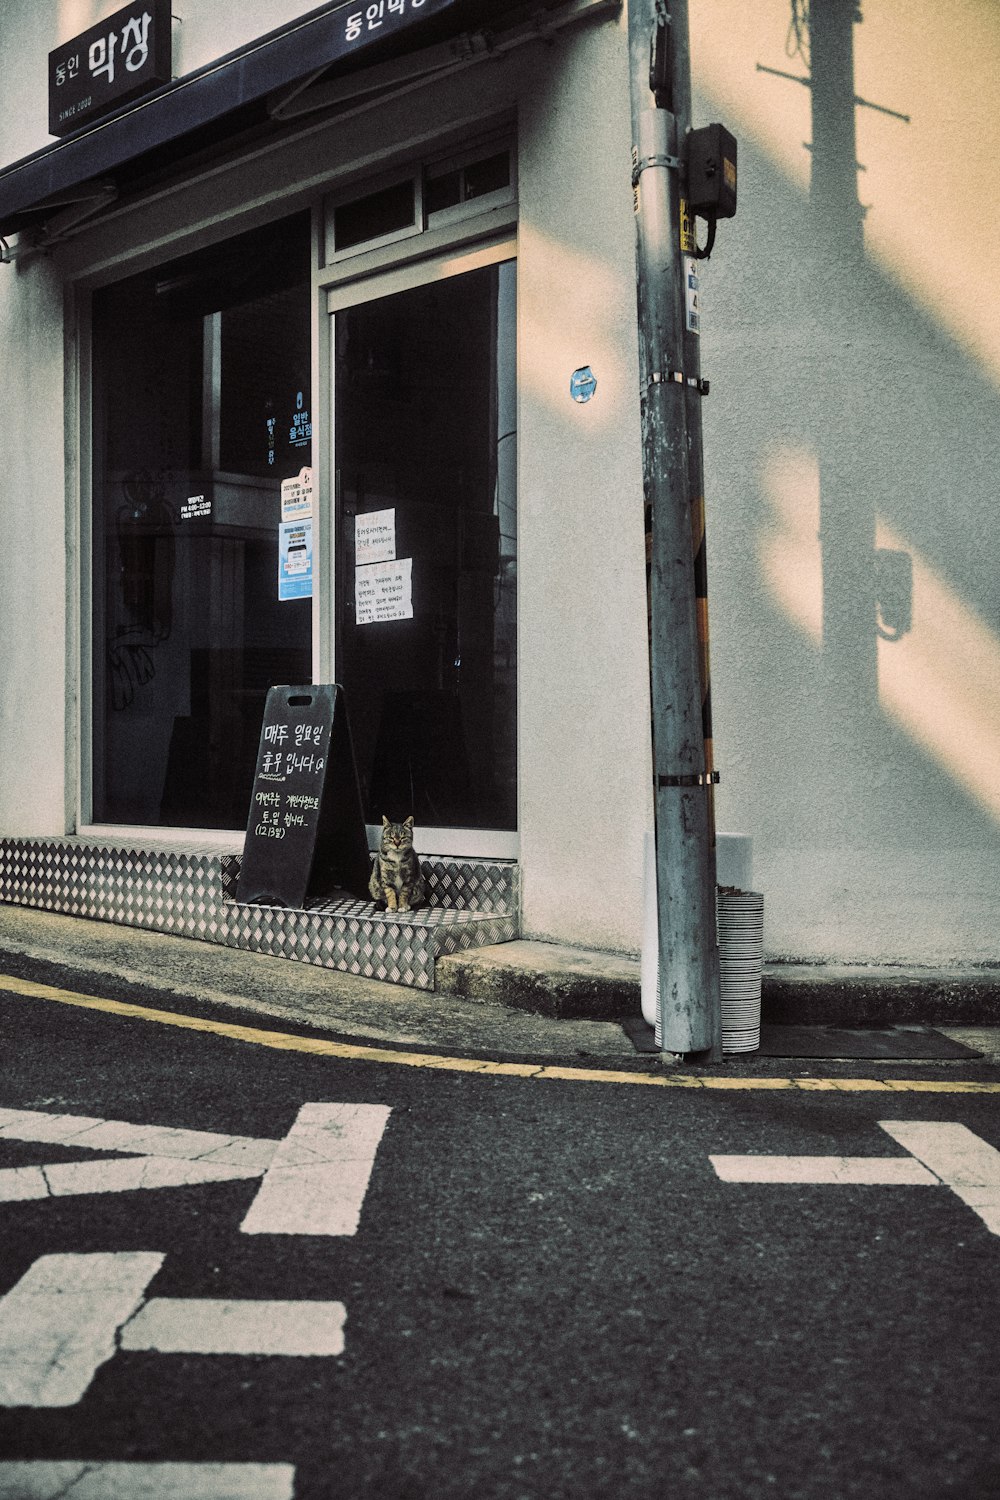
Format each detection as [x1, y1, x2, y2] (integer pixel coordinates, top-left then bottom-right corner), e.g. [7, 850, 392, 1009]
[325, 233, 519, 860]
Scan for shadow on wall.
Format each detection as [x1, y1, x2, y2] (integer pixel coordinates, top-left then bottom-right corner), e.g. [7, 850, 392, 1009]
[693, 7, 1000, 958]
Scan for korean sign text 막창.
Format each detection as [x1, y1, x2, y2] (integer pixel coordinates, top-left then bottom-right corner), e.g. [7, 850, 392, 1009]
[49, 0, 171, 137]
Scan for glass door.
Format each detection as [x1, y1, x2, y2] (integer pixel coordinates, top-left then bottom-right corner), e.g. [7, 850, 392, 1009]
[330, 253, 517, 838]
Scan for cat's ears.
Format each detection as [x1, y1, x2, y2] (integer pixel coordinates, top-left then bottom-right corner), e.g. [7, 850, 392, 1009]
[404, 815, 414, 829]
[381, 815, 390, 828]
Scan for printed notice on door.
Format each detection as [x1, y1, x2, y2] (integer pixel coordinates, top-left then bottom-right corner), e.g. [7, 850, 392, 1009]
[356, 557, 413, 624]
[278, 519, 313, 600]
[281, 466, 314, 521]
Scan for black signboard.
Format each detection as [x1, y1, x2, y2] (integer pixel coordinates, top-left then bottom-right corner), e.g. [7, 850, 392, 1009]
[237, 684, 371, 909]
[49, 0, 172, 138]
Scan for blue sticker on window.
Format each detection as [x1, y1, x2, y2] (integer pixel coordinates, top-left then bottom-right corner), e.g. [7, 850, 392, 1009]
[570, 366, 597, 403]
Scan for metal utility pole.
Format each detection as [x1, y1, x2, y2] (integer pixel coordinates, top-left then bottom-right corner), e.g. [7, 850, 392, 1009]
[628, 0, 722, 1058]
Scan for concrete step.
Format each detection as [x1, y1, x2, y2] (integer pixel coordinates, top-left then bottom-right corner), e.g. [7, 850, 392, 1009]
[437, 943, 1000, 1025]
[436, 941, 640, 1020]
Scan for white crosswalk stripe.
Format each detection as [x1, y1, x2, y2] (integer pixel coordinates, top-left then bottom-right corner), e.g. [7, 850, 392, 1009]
[710, 1120, 1000, 1238]
[0, 1100, 394, 1414]
[0, 1103, 392, 1237]
[880, 1120, 1000, 1236]
[0, 1107, 276, 1166]
[120, 1297, 347, 1356]
[709, 1154, 937, 1185]
[0, 1156, 265, 1202]
[240, 1101, 392, 1236]
[0, 1252, 164, 1407]
[0, 1461, 296, 1499]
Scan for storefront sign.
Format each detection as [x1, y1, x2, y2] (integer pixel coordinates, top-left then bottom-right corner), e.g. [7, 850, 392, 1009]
[342, 1, 434, 50]
[355, 557, 413, 625]
[48, 0, 171, 138]
[289, 390, 312, 451]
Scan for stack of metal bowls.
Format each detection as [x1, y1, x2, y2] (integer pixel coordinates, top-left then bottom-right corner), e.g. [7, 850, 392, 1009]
[717, 888, 764, 1054]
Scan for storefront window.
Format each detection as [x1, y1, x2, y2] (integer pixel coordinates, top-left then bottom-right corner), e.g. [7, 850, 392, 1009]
[334, 258, 517, 831]
[91, 213, 312, 828]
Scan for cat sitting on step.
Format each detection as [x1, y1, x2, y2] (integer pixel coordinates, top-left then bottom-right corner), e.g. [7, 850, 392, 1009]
[368, 815, 427, 913]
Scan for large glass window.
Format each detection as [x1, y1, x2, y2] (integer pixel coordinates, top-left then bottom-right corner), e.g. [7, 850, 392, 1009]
[333, 258, 517, 831]
[90, 213, 313, 828]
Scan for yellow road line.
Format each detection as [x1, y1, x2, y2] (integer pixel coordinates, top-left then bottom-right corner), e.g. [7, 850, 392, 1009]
[2, 973, 999, 1093]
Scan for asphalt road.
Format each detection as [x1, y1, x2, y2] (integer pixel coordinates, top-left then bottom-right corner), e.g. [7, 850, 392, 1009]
[0, 983, 998, 1500]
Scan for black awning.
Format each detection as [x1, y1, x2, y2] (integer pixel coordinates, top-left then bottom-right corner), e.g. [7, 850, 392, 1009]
[0, 0, 518, 238]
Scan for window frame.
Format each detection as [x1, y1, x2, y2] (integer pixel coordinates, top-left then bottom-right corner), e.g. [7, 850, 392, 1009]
[73, 140, 518, 859]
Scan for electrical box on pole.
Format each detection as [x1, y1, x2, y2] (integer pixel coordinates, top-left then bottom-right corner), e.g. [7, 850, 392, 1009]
[627, 0, 739, 1059]
[686, 123, 738, 221]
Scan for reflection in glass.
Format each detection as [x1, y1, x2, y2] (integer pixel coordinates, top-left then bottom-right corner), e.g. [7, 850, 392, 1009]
[335, 260, 517, 831]
[91, 213, 313, 828]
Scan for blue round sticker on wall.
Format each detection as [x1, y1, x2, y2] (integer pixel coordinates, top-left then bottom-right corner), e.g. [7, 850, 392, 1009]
[570, 366, 597, 403]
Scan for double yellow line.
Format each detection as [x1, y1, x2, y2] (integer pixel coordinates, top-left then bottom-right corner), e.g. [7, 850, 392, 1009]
[2, 973, 998, 1093]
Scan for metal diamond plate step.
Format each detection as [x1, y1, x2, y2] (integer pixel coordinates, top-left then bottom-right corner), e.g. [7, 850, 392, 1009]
[0, 837, 519, 991]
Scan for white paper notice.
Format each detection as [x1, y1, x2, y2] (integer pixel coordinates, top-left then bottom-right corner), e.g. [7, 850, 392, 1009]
[281, 467, 314, 522]
[356, 558, 413, 625]
[180, 495, 211, 520]
[355, 508, 396, 565]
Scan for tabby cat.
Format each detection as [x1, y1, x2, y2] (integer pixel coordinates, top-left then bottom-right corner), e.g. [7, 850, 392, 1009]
[369, 815, 427, 913]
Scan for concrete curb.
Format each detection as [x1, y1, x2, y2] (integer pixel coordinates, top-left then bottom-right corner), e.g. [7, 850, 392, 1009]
[437, 944, 1000, 1026]
[762, 966, 1000, 1027]
[0, 901, 996, 1031]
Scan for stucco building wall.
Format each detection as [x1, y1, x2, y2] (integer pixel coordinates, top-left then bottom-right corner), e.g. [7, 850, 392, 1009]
[692, 0, 1000, 962]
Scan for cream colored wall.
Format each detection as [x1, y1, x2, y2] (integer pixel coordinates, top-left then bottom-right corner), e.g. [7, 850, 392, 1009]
[515, 17, 651, 953]
[168, 1, 331, 81]
[0, 258, 69, 836]
[691, 0, 1000, 963]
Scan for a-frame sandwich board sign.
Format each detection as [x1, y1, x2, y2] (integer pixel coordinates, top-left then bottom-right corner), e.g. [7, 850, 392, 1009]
[236, 684, 371, 908]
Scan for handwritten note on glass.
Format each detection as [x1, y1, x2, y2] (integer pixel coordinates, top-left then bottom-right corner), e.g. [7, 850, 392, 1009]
[356, 557, 413, 625]
[355, 508, 397, 565]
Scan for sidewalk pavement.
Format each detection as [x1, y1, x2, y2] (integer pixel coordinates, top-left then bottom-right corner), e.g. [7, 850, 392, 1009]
[0, 903, 997, 1066]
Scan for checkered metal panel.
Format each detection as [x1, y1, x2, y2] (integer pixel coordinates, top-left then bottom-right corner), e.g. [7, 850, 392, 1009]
[220, 851, 517, 913]
[421, 858, 518, 912]
[0, 836, 518, 992]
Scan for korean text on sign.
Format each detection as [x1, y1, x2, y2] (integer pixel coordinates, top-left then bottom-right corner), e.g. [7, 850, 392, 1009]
[345, 0, 427, 44]
[86, 11, 151, 83]
[63, 11, 151, 88]
[49, 1, 170, 136]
